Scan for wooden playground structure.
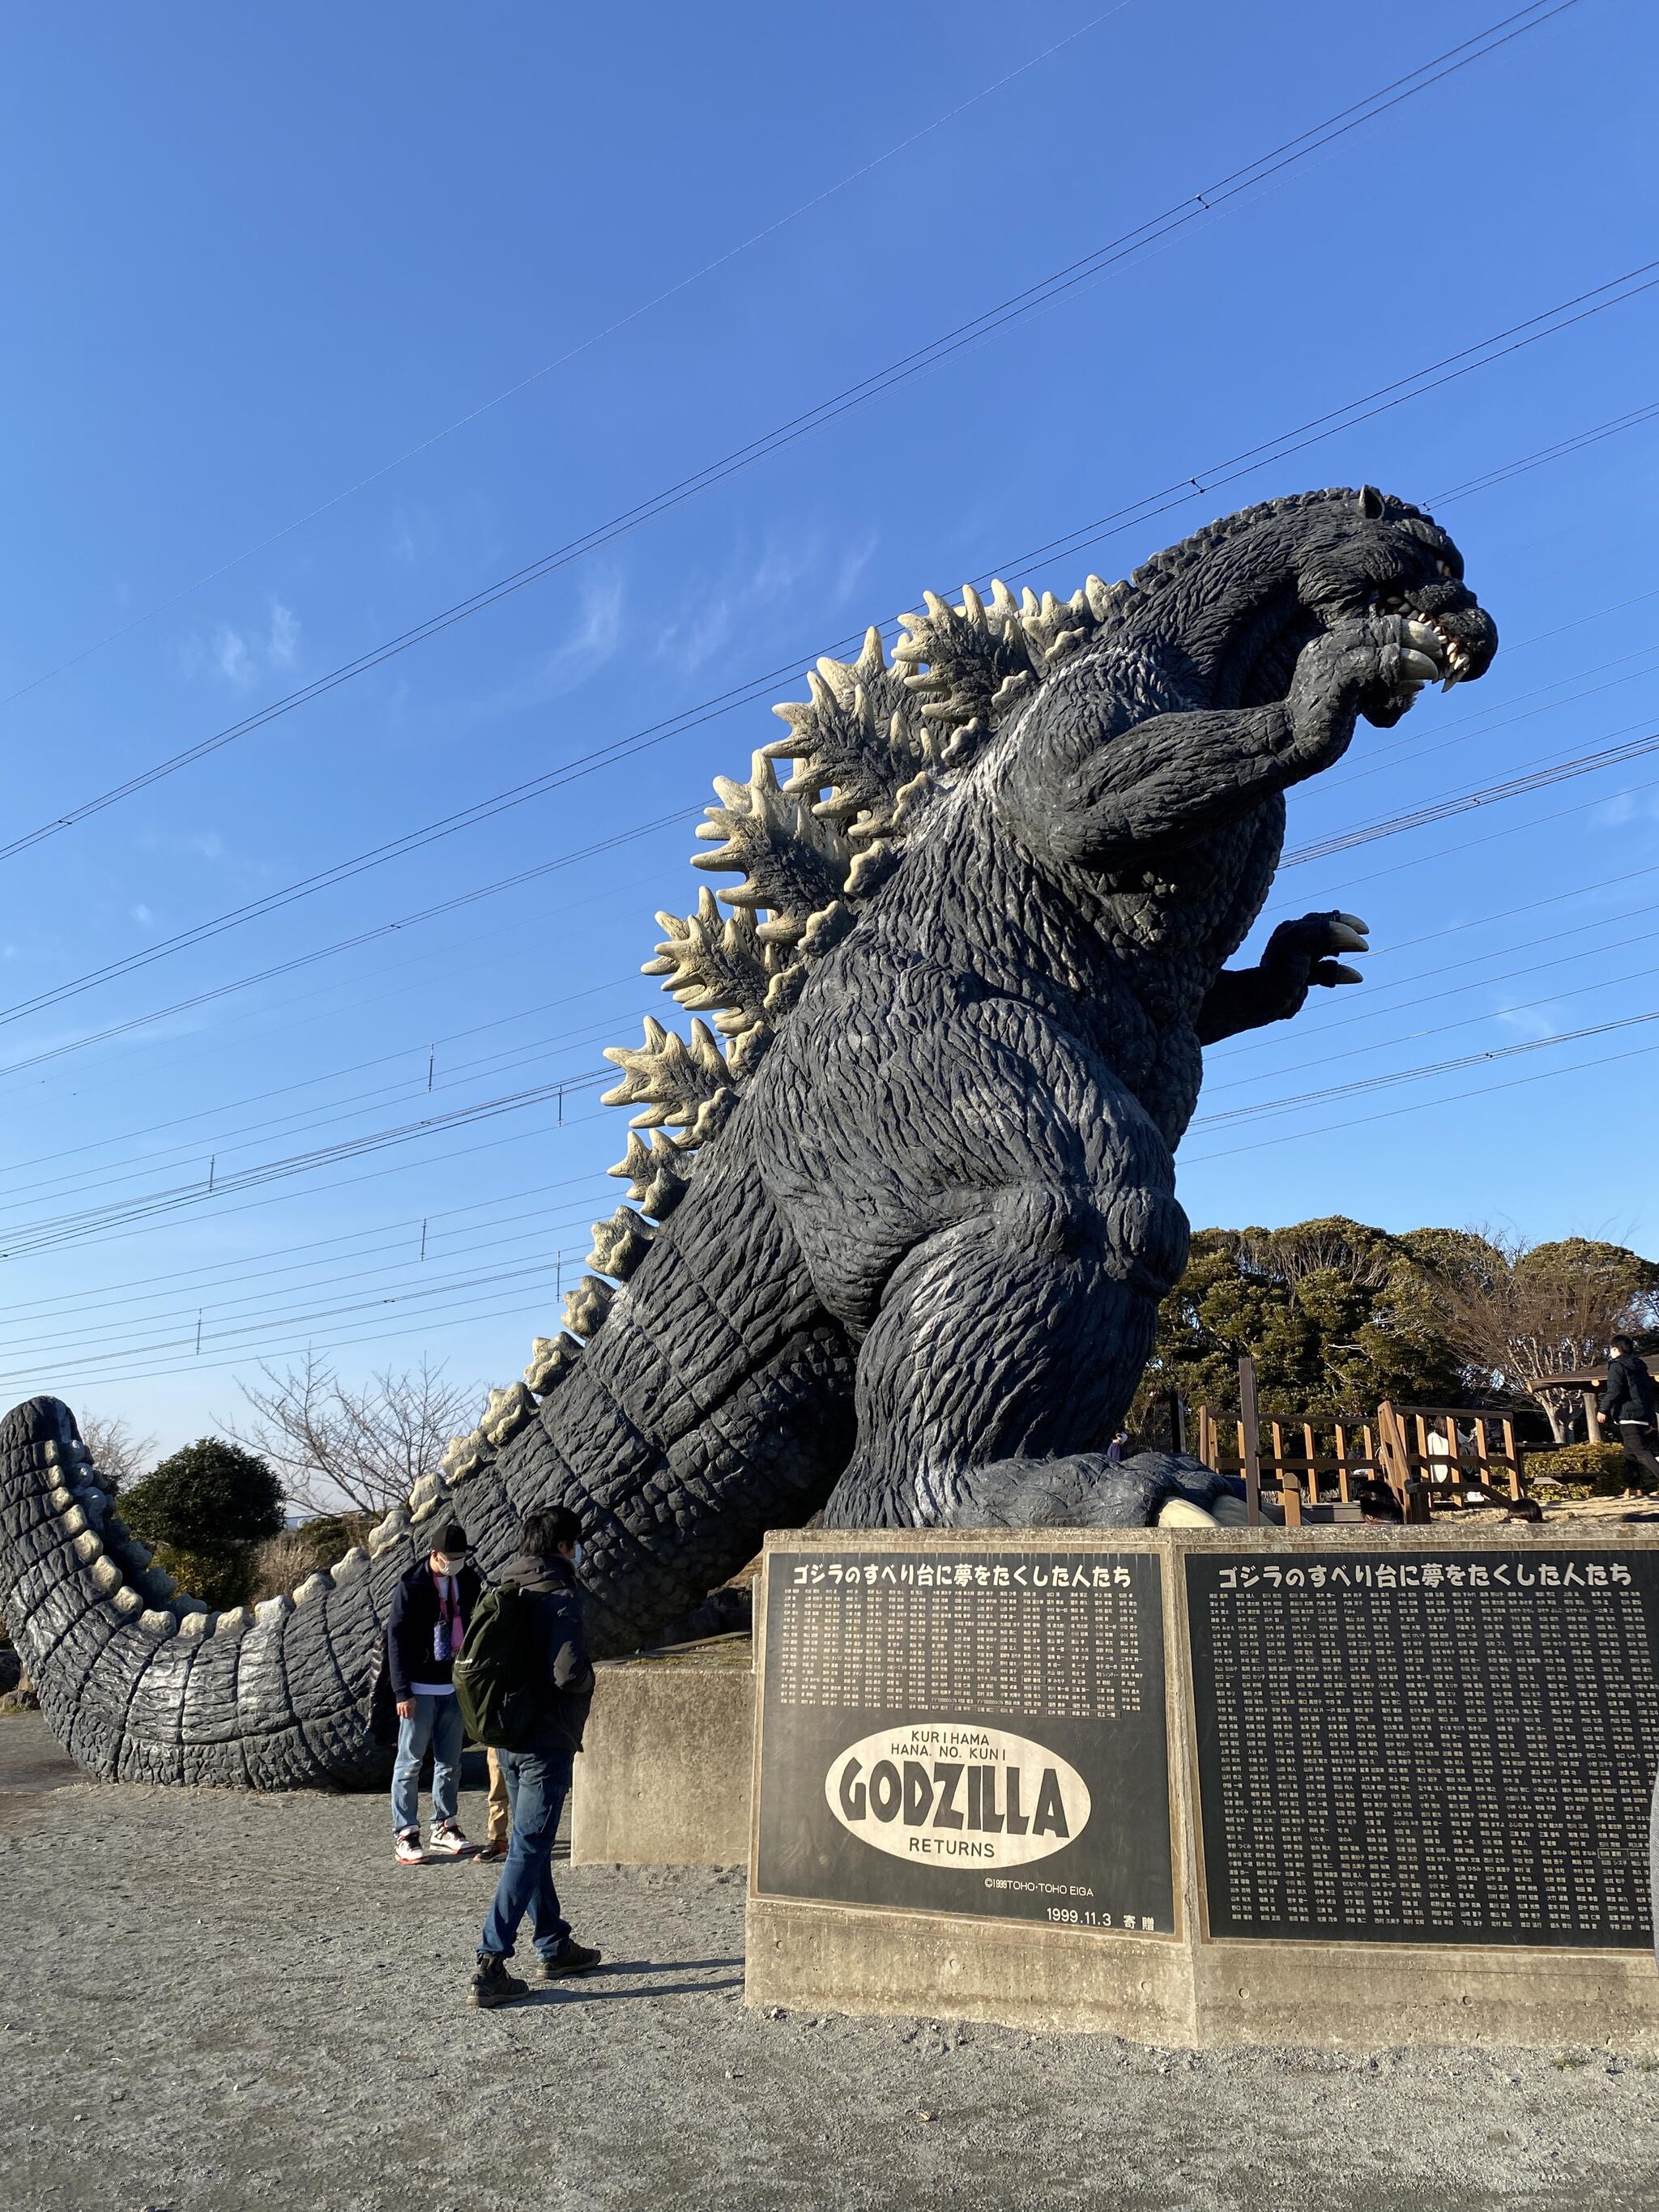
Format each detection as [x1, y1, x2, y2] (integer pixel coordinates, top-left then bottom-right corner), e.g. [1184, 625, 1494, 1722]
[1185, 1356, 1525, 1525]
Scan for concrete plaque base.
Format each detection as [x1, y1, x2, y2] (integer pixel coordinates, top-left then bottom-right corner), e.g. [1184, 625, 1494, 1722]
[746, 1896, 1659, 2048]
[747, 1528, 1659, 2048]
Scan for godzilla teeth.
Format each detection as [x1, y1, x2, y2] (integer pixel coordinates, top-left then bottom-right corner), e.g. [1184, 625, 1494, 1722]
[1401, 608, 1472, 689]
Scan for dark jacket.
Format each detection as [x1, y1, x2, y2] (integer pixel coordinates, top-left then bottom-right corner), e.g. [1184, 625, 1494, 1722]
[386, 1558, 484, 1701]
[499, 1550, 595, 1756]
[1600, 1353, 1657, 1430]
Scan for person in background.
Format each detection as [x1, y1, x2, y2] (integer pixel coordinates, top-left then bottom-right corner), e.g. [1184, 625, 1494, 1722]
[1105, 1431, 1129, 1464]
[477, 1749, 512, 1864]
[1597, 1336, 1659, 1486]
[471, 1505, 600, 2009]
[388, 1519, 483, 1865]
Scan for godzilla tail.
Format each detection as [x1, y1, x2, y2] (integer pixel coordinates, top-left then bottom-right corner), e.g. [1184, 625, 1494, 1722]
[403, 1139, 857, 1657]
[0, 1395, 392, 1789]
[0, 1156, 855, 1786]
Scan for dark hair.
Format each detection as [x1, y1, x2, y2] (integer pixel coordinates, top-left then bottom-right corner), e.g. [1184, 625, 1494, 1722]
[521, 1505, 582, 1560]
[1505, 1496, 1544, 1523]
[1610, 1334, 1636, 1355]
[1356, 1481, 1403, 1524]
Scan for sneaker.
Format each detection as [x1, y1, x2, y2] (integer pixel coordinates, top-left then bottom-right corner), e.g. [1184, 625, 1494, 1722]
[394, 1831, 426, 1866]
[538, 1940, 602, 1980]
[428, 1822, 480, 1859]
[470, 1955, 530, 2010]
[475, 1839, 506, 1864]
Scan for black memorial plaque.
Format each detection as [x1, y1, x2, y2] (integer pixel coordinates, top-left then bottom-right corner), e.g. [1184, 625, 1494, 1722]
[1185, 1549, 1659, 1948]
[754, 1547, 1174, 1933]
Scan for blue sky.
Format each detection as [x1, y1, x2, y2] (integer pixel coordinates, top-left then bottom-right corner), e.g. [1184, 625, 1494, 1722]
[0, 0, 1653, 1458]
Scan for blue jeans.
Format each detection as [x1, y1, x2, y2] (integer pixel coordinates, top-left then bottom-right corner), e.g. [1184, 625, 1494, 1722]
[479, 1749, 574, 1963]
[390, 1692, 463, 1835]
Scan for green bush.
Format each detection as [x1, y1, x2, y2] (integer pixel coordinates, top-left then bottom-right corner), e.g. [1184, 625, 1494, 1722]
[147, 1541, 258, 1613]
[120, 1438, 284, 1553]
[1524, 1443, 1642, 1496]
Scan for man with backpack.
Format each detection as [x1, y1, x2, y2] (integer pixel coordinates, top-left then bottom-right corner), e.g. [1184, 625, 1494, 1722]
[387, 1518, 484, 1865]
[460, 1504, 601, 2009]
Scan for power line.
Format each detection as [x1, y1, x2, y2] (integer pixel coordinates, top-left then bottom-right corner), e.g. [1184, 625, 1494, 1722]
[7, 566, 1651, 1147]
[0, 1279, 598, 1398]
[1200, 963, 1659, 1115]
[0, 1204, 608, 1364]
[0, 808, 687, 1078]
[0, 5, 1590, 869]
[0, 1170, 608, 1320]
[1195, 1012, 1659, 1129]
[25, 1010, 1659, 1394]
[0, 1008, 650, 1216]
[9, 387, 1659, 1089]
[0, 6, 1136, 718]
[1182, 1029, 1659, 1168]
[1209, 900, 1659, 1068]
[11, 679, 1653, 1094]
[0, 1068, 617, 1261]
[0, 1097, 612, 1268]
[0, 972, 639, 1183]
[1280, 719, 1659, 868]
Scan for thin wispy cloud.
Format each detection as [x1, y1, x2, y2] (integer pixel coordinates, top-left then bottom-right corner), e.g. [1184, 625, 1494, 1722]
[453, 569, 626, 726]
[182, 600, 302, 693]
[1492, 999, 1566, 1042]
[389, 506, 439, 565]
[657, 530, 877, 676]
[267, 602, 300, 667]
[1592, 791, 1639, 829]
[214, 625, 256, 690]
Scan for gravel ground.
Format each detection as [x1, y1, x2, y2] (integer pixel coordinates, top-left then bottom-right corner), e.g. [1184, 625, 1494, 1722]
[2, 1715, 1657, 2212]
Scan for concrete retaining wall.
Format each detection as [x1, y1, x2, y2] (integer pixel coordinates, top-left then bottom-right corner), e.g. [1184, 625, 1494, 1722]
[570, 1645, 753, 1867]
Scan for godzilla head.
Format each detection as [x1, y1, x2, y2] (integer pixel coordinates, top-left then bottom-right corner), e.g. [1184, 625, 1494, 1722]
[1174, 484, 1498, 725]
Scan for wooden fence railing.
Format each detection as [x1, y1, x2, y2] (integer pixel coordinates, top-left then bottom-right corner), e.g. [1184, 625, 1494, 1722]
[1374, 1402, 1524, 1515]
[1188, 1358, 1525, 1524]
[1193, 1408, 1380, 1515]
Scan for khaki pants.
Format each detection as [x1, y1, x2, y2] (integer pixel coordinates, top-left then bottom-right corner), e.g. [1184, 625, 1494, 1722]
[487, 1747, 513, 1850]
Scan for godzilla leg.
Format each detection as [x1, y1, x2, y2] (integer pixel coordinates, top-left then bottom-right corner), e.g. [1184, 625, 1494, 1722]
[821, 1183, 1233, 1532]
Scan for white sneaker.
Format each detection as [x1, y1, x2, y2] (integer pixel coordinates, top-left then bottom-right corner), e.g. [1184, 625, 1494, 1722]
[394, 1831, 427, 1866]
[428, 1821, 480, 1860]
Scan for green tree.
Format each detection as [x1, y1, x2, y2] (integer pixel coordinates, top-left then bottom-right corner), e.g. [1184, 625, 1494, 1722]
[120, 1438, 284, 1552]
[1135, 1216, 1468, 1426]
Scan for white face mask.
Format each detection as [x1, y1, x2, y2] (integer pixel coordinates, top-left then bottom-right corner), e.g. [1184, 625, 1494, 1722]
[434, 1554, 466, 1578]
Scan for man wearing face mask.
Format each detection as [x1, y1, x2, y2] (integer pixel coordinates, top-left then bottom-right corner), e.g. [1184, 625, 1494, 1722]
[388, 1519, 484, 1865]
[471, 1504, 599, 2008]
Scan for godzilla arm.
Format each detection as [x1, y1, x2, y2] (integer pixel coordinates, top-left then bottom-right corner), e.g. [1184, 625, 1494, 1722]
[1196, 911, 1370, 1043]
[1017, 618, 1439, 870]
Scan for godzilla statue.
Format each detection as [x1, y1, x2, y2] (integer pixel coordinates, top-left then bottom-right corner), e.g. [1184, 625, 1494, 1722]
[0, 487, 1496, 1787]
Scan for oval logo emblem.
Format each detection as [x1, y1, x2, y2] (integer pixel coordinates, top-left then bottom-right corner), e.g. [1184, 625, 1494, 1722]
[825, 1722, 1090, 1869]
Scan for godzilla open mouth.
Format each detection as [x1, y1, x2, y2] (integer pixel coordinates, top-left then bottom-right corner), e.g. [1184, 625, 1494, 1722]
[1373, 590, 1478, 689]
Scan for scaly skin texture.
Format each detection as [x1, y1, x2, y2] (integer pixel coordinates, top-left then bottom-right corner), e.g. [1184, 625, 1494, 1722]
[0, 488, 1496, 1785]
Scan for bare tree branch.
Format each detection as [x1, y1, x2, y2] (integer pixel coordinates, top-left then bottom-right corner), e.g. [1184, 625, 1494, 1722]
[1419, 1230, 1659, 1441]
[76, 1412, 157, 1492]
[224, 1354, 482, 1516]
